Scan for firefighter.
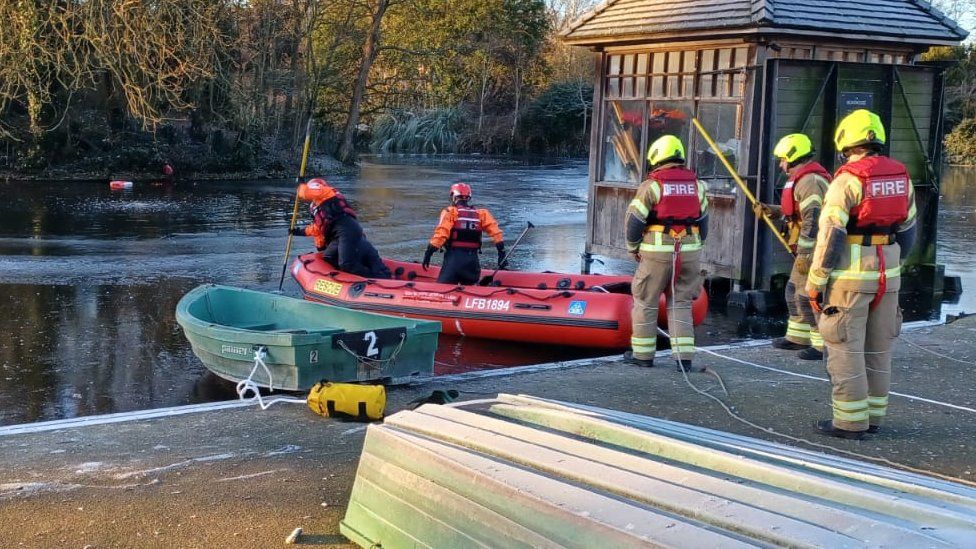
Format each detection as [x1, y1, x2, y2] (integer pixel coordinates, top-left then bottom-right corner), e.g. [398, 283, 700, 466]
[806, 109, 917, 439]
[422, 182, 505, 285]
[291, 178, 391, 279]
[624, 135, 708, 371]
[754, 134, 830, 360]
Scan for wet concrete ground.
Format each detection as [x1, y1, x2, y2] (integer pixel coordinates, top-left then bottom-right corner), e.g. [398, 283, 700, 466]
[2, 317, 974, 548]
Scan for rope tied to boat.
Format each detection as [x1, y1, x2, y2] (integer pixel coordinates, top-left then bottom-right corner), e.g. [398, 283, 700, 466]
[304, 263, 582, 302]
[236, 347, 307, 410]
[336, 332, 407, 375]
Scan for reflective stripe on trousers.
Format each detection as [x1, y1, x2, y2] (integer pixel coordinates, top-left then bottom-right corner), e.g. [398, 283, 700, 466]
[786, 319, 810, 341]
[832, 398, 870, 423]
[820, 290, 901, 431]
[629, 249, 703, 361]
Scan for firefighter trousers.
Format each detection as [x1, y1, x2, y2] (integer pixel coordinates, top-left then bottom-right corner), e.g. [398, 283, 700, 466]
[784, 256, 823, 350]
[818, 289, 902, 431]
[437, 248, 481, 285]
[630, 248, 702, 362]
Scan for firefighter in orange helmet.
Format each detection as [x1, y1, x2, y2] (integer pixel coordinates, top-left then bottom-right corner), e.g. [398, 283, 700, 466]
[807, 110, 917, 439]
[423, 182, 504, 285]
[291, 178, 391, 279]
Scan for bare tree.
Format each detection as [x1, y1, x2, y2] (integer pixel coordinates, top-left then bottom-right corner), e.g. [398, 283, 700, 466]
[338, 0, 392, 164]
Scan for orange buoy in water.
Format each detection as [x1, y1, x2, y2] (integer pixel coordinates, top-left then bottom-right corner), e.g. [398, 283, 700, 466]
[109, 180, 133, 190]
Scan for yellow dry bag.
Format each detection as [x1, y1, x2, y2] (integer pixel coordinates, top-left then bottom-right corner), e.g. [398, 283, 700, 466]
[307, 381, 386, 421]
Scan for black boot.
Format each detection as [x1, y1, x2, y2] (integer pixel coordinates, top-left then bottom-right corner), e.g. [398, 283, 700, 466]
[797, 347, 824, 361]
[815, 419, 866, 440]
[623, 351, 654, 368]
[867, 425, 880, 434]
[772, 337, 808, 351]
[676, 359, 704, 373]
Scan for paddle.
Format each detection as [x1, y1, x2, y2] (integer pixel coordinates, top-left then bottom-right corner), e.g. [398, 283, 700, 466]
[277, 118, 315, 292]
[479, 221, 534, 286]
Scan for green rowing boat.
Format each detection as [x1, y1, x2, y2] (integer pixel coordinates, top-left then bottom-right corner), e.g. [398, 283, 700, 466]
[176, 285, 439, 390]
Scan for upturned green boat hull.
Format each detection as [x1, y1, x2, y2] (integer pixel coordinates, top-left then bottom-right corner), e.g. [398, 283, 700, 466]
[176, 285, 439, 390]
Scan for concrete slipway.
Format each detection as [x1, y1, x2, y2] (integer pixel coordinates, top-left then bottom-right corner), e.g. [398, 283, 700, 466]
[1, 317, 975, 547]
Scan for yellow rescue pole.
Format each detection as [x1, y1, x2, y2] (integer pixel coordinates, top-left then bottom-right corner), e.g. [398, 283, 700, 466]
[278, 117, 314, 291]
[690, 118, 795, 256]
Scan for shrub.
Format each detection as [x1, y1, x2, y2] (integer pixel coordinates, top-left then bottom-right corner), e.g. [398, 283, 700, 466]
[945, 117, 976, 164]
[520, 81, 593, 156]
[371, 107, 463, 153]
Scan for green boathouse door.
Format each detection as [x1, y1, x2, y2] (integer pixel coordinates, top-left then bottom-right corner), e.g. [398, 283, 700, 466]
[756, 59, 947, 320]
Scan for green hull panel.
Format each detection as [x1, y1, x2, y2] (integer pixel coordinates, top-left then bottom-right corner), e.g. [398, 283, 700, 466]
[175, 285, 439, 390]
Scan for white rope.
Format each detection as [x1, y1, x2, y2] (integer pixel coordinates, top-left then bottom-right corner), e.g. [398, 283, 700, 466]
[236, 347, 307, 410]
[693, 342, 976, 414]
[630, 242, 976, 416]
[899, 335, 976, 366]
[656, 318, 976, 485]
[697, 347, 829, 382]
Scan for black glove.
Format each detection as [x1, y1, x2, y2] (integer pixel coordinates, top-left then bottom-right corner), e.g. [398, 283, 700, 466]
[422, 244, 437, 271]
[289, 226, 306, 236]
[496, 242, 506, 269]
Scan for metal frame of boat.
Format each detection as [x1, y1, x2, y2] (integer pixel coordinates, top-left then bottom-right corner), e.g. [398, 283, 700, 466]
[342, 394, 976, 548]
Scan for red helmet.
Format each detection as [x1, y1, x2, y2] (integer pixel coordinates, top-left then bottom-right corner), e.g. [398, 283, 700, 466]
[450, 182, 472, 201]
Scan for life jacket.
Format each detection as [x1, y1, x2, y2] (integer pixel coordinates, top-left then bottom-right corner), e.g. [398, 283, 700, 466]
[781, 161, 830, 218]
[312, 192, 357, 231]
[448, 204, 483, 249]
[835, 156, 910, 234]
[648, 166, 701, 226]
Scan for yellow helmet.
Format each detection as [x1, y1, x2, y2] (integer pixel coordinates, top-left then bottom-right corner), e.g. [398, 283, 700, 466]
[773, 133, 813, 164]
[834, 109, 886, 152]
[646, 135, 685, 168]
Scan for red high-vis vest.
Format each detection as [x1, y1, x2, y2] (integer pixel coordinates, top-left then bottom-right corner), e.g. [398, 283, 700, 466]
[449, 205, 483, 249]
[649, 166, 702, 223]
[780, 162, 830, 218]
[835, 156, 911, 232]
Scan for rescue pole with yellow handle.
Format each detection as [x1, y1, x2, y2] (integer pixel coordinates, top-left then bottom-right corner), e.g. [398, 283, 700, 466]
[690, 117, 795, 257]
[278, 117, 315, 292]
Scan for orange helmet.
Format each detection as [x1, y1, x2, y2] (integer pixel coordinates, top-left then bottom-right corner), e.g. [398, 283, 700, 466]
[298, 178, 337, 204]
[450, 182, 472, 202]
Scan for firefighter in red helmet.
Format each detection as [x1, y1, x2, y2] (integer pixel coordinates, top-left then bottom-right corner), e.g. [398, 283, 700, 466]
[423, 182, 505, 285]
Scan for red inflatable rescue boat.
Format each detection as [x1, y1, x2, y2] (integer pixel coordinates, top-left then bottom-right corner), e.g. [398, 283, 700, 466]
[291, 253, 707, 349]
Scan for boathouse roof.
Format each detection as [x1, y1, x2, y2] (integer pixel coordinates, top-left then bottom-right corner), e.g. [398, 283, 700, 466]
[562, 0, 968, 46]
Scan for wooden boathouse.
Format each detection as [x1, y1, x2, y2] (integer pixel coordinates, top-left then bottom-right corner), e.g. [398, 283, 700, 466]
[565, 0, 967, 318]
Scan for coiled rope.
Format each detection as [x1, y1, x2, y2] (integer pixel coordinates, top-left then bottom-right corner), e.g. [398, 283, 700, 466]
[235, 347, 307, 410]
